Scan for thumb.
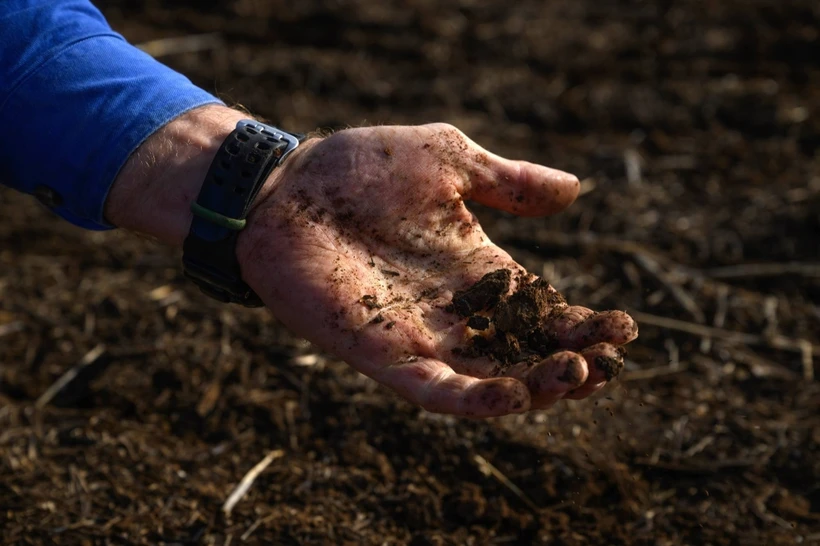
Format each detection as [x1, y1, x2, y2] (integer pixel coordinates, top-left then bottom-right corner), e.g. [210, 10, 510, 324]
[465, 148, 580, 216]
[429, 124, 580, 216]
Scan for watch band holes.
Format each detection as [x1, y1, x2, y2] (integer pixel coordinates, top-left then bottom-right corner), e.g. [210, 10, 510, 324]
[246, 128, 258, 135]
[247, 153, 261, 164]
[255, 142, 271, 151]
[227, 143, 240, 155]
[220, 159, 231, 170]
[266, 137, 277, 142]
[236, 132, 250, 142]
[261, 130, 275, 137]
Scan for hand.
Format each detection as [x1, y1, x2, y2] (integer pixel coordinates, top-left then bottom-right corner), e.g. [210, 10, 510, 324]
[107, 109, 637, 417]
[236, 123, 638, 417]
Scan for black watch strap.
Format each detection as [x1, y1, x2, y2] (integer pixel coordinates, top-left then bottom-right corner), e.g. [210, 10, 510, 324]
[182, 120, 303, 307]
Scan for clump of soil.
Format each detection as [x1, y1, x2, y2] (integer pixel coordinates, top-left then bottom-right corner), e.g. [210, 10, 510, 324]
[595, 354, 624, 381]
[494, 278, 559, 337]
[447, 269, 511, 317]
[450, 269, 567, 366]
[466, 315, 490, 330]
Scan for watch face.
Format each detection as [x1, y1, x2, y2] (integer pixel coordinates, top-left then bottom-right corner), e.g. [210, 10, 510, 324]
[236, 121, 301, 165]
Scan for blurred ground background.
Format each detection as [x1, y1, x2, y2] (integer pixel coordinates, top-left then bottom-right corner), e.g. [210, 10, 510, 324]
[2, 0, 819, 544]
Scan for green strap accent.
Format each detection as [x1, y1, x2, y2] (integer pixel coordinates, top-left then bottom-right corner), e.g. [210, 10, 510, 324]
[190, 202, 247, 231]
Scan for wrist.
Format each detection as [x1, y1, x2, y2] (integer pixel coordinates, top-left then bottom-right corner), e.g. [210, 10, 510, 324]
[104, 104, 249, 246]
[233, 136, 320, 272]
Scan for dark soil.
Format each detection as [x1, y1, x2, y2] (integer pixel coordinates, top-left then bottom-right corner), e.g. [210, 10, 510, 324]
[450, 270, 570, 367]
[493, 278, 557, 338]
[2, 0, 820, 545]
[594, 354, 626, 382]
[448, 269, 512, 318]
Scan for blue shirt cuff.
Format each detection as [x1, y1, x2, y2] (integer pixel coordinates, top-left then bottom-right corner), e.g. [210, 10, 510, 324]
[0, 1, 222, 230]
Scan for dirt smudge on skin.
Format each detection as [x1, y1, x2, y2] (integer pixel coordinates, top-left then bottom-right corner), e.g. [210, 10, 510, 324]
[359, 294, 381, 309]
[557, 355, 586, 385]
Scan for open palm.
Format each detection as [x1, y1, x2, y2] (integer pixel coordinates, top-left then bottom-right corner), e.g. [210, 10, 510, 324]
[237, 124, 637, 417]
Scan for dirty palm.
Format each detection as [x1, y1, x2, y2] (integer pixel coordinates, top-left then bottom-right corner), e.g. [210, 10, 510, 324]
[238, 124, 638, 417]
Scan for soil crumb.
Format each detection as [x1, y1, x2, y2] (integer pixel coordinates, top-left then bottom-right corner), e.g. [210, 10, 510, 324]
[595, 355, 624, 381]
[466, 315, 490, 330]
[449, 270, 563, 365]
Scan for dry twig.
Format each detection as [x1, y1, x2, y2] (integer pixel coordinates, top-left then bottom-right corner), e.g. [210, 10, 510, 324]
[798, 339, 814, 381]
[223, 449, 284, 517]
[630, 311, 819, 357]
[624, 148, 643, 186]
[706, 262, 820, 279]
[0, 321, 24, 337]
[623, 362, 690, 381]
[633, 253, 705, 322]
[35, 345, 106, 408]
[634, 457, 765, 474]
[473, 454, 539, 512]
[240, 514, 276, 541]
[701, 284, 729, 353]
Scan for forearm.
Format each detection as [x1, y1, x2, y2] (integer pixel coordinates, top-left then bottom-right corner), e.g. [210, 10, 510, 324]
[0, 0, 222, 231]
[104, 105, 249, 246]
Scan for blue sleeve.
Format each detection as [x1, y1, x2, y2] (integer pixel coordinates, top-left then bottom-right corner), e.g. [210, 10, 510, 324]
[0, 0, 223, 230]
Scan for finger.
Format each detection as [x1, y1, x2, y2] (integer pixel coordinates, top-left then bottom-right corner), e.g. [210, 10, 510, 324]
[548, 308, 638, 350]
[503, 350, 588, 410]
[581, 343, 626, 384]
[375, 357, 531, 417]
[562, 343, 625, 400]
[466, 154, 580, 217]
[562, 381, 607, 400]
[428, 124, 580, 216]
[547, 305, 595, 338]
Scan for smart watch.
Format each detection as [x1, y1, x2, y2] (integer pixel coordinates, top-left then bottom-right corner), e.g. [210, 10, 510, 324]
[182, 120, 304, 307]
